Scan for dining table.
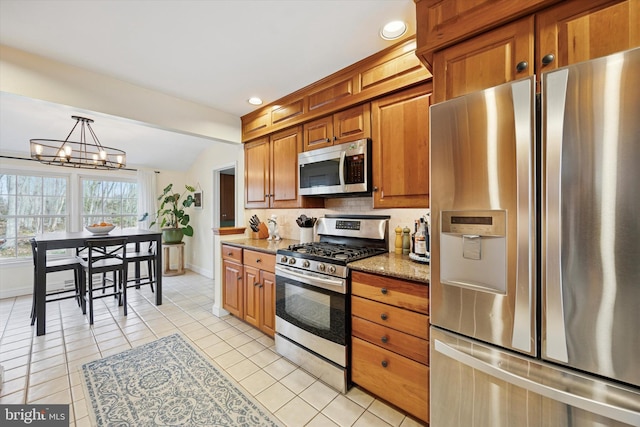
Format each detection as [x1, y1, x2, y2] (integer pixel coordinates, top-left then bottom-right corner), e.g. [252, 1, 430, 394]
[33, 228, 163, 336]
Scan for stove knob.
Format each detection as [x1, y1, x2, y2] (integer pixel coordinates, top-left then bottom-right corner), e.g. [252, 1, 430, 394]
[280, 256, 288, 263]
[302, 260, 310, 268]
[328, 265, 336, 274]
[318, 263, 326, 272]
[288, 258, 296, 265]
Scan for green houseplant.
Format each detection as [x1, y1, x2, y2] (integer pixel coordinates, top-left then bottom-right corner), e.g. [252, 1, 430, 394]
[151, 183, 196, 243]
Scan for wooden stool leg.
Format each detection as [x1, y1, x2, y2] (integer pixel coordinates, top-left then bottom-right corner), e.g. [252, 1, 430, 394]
[177, 245, 184, 275]
[163, 246, 170, 274]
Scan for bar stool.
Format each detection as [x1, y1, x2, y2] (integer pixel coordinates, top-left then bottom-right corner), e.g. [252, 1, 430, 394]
[29, 238, 83, 325]
[78, 237, 128, 325]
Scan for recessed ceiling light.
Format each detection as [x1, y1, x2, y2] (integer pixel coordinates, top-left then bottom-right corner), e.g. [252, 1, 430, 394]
[380, 20, 407, 40]
[248, 97, 263, 106]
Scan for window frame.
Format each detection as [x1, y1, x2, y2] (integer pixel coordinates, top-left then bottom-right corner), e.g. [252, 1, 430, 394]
[79, 174, 138, 230]
[0, 169, 71, 263]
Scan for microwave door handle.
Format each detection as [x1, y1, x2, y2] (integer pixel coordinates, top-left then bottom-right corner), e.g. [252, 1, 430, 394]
[338, 150, 346, 187]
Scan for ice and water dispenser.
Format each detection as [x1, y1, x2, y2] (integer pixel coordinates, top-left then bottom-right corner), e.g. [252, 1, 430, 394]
[440, 210, 507, 294]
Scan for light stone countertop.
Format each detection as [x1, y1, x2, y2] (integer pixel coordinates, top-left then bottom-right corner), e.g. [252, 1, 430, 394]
[221, 238, 298, 254]
[221, 239, 430, 284]
[348, 252, 430, 284]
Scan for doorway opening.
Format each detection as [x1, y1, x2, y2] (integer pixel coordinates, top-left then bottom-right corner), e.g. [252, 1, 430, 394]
[213, 165, 236, 228]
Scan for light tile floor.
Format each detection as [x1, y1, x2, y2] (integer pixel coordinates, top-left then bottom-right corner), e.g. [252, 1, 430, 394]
[0, 271, 426, 426]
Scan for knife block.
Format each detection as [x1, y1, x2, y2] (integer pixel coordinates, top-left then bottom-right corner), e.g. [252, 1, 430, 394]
[251, 222, 269, 239]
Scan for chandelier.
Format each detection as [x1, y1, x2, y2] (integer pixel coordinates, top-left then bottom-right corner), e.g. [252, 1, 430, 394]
[30, 115, 126, 170]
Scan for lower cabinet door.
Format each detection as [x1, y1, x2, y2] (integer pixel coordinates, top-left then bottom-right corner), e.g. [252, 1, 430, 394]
[352, 337, 429, 423]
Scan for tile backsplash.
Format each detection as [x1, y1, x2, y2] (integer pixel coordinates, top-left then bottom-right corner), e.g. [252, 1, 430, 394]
[245, 197, 428, 252]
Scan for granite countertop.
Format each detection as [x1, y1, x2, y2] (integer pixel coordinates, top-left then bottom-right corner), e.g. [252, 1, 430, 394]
[348, 252, 430, 284]
[221, 239, 430, 283]
[221, 238, 298, 254]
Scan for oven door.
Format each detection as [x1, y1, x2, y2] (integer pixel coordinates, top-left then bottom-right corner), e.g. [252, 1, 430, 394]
[275, 264, 348, 366]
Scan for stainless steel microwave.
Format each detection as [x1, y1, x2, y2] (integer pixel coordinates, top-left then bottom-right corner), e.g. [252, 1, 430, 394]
[298, 139, 371, 197]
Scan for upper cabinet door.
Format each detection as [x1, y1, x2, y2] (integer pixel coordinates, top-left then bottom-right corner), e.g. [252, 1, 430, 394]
[303, 115, 334, 151]
[333, 104, 371, 144]
[372, 84, 432, 209]
[244, 137, 270, 209]
[432, 16, 535, 104]
[536, 0, 640, 73]
[270, 126, 302, 209]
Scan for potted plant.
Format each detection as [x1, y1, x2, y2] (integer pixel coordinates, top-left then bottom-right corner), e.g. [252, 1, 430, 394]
[151, 183, 196, 243]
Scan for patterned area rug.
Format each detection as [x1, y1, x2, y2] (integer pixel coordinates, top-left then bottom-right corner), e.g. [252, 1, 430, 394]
[82, 333, 281, 426]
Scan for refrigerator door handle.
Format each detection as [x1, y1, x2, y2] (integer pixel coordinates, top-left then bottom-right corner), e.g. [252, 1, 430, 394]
[544, 69, 570, 362]
[511, 77, 535, 353]
[435, 338, 640, 426]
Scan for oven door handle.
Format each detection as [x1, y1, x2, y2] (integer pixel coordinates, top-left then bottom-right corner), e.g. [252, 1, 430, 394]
[276, 265, 346, 294]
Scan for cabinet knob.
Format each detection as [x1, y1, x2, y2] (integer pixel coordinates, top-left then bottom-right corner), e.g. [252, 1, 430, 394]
[333, 136, 338, 141]
[381, 336, 388, 343]
[542, 54, 555, 66]
[380, 313, 388, 321]
[227, 252, 232, 256]
[254, 282, 260, 287]
[381, 288, 388, 295]
[258, 284, 263, 288]
[515, 61, 528, 72]
[256, 258, 262, 263]
[373, 186, 379, 192]
[238, 276, 242, 280]
[326, 138, 331, 143]
[381, 360, 388, 368]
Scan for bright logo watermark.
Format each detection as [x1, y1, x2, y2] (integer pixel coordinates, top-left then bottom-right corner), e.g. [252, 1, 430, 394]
[1, 405, 68, 426]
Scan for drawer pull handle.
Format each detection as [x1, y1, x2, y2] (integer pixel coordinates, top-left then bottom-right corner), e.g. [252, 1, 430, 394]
[381, 336, 388, 343]
[227, 252, 232, 256]
[381, 360, 388, 368]
[381, 288, 388, 294]
[380, 313, 388, 321]
[256, 258, 262, 263]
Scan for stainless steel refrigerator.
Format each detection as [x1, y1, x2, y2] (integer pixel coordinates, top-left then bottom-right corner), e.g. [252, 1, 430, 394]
[429, 48, 640, 426]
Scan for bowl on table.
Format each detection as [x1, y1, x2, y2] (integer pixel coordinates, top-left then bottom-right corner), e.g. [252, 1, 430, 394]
[85, 224, 116, 235]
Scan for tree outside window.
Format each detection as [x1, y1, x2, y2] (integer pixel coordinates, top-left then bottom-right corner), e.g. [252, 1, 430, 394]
[81, 178, 137, 229]
[0, 173, 68, 259]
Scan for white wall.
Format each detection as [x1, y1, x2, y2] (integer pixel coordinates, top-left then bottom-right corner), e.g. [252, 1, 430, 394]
[180, 142, 244, 278]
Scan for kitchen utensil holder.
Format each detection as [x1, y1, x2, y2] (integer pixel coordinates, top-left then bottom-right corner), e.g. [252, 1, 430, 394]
[299, 227, 314, 244]
[251, 222, 269, 239]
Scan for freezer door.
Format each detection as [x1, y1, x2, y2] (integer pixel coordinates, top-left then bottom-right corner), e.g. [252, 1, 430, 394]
[542, 47, 640, 387]
[429, 77, 536, 355]
[431, 327, 640, 427]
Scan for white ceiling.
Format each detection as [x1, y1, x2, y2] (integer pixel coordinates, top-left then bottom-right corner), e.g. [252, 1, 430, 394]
[0, 0, 416, 171]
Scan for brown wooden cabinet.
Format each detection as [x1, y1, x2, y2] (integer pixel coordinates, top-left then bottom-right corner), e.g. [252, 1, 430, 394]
[241, 37, 430, 142]
[243, 250, 276, 337]
[371, 84, 432, 208]
[303, 104, 371, 151]
[415, 0, 560, 69]
[221, 245, 276, 337]
[222, 245, 243, 318]
[351, 271, 430, 423]
[245, 126, 323, 209]
[432, 16, 535, 103]
[430, 0, 640, 103]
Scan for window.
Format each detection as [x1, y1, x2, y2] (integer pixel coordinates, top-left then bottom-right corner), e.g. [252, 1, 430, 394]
[81, 178, 137, 228]
[0, 172, 68, 259]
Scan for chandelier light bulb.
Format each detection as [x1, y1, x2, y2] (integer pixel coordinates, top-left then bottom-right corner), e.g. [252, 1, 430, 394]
[99, 150, 107, 160]
[34, 144, 43, 155]
[64, 145, 72, 156]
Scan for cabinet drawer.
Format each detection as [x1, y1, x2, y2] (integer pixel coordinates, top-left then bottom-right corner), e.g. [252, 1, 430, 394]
[352, 271, 428, 314]
[352, 316, 429, 365]
[243, 250, 275, 273]
[222, 245, 242, 263]
[352, 337, 429, 423]
[352, 296, 428, 339]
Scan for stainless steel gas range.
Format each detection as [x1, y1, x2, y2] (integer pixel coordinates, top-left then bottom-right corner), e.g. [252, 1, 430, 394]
[274, 215, 389, 393]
